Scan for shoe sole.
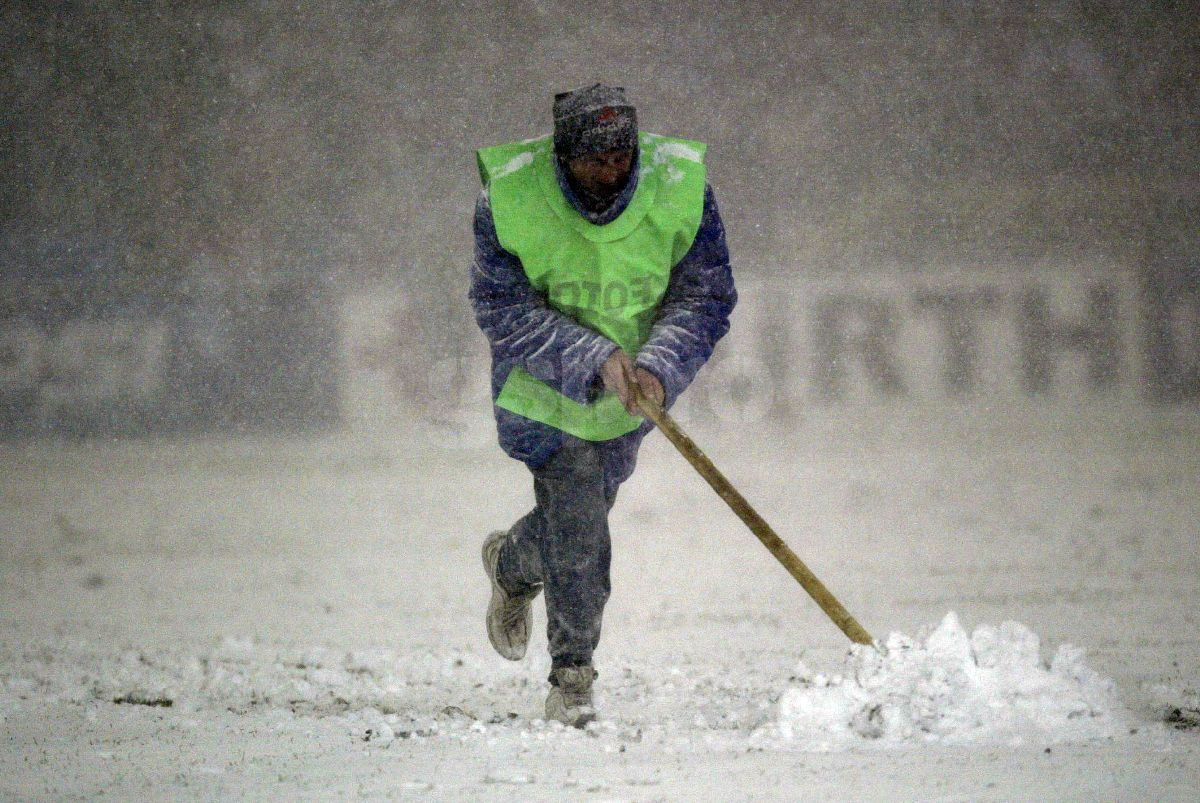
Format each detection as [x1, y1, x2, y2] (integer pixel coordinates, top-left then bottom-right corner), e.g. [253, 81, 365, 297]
[548, 707, 596, 729]
[482, 530, 531, 661]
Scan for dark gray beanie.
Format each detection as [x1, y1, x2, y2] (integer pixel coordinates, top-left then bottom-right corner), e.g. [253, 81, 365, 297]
[553, 84, 638, 161]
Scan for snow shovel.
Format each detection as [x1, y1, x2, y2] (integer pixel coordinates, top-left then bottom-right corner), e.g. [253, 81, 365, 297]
[633, 389, 874, 646]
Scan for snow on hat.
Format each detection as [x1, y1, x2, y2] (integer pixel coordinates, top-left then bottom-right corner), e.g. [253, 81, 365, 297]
[553, 83, 638, 161]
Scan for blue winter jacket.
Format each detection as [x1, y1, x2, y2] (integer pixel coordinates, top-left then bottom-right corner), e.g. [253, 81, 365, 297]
[469, 150, 736, 479]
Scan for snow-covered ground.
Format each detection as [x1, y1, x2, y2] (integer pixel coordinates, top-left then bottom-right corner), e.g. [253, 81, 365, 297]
[2, 402, 1198, 800]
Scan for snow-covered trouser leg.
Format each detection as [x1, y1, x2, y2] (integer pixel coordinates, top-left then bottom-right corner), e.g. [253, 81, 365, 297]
[496, 436, 619, 671]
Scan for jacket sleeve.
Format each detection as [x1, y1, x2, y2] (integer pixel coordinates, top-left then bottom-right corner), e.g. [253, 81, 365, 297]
[634, 184, 737, 408]
[469, 189, 619, 403]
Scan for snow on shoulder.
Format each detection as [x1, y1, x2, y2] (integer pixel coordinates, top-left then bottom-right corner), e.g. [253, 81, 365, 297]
[776, 612, 1124, 749]
[644, 135, 701, 185]
[491, 151, 534, 181]
[651, 139, 702, 164]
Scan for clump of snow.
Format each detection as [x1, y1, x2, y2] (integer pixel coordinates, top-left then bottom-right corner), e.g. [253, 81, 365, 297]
[348, 707, 396, 746]
[777, 612, 1124, 749]
[1146, 683, 1200, 730]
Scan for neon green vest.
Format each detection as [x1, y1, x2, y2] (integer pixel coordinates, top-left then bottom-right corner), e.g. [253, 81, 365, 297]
[476, 132, 707, 440]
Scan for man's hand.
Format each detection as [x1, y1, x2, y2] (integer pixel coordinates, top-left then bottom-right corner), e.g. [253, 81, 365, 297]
[600, 350, 664, 415]
[633, 367, 664, 412]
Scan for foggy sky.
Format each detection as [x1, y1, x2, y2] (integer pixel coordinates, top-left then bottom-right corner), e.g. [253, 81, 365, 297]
[2, 0, 1197, 292]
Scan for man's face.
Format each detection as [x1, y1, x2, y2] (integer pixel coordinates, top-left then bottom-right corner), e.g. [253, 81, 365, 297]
[567, 149, 635, 198]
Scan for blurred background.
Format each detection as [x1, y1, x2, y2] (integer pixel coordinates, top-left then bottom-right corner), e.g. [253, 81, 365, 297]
[1, 0, 1197, 438]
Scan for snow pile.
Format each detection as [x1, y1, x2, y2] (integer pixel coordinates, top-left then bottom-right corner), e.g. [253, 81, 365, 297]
[777, 612, 1124, 748]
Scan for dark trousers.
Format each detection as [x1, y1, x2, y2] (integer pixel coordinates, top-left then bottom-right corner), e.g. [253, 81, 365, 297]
[495, 435, 632, 671]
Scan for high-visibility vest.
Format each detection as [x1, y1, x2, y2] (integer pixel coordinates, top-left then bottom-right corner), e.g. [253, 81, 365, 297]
[476, 132, 707, 440]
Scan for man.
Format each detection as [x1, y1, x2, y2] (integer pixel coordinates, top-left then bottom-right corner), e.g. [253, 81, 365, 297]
[470, 84, 736, 726]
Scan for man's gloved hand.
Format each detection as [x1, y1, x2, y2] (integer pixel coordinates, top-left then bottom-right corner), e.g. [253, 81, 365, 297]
[600, 350, 664, 415]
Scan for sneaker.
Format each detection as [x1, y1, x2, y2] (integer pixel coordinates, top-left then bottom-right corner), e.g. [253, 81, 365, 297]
[482, 529, 541, 661]
[545, 666, 598, 727]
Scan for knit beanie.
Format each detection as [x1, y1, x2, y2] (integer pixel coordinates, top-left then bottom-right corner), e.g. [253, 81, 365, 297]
[553, 84, 638, 161]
